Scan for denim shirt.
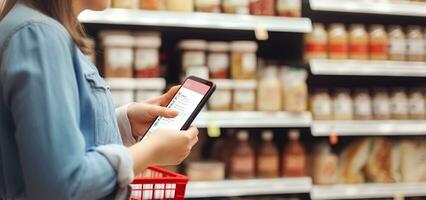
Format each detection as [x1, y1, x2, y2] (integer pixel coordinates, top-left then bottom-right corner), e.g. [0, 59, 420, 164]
[0, 2, 134, 200]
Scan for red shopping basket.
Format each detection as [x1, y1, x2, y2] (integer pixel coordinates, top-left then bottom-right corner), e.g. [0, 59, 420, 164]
[130, 166, 188, 200]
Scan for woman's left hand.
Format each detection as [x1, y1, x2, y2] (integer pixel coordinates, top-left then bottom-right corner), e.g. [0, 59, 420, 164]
[127, 86, 180, 138]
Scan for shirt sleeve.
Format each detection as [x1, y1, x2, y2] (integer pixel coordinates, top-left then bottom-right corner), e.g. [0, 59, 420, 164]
[116, 103, 139, 147]
[0, 23, 131, 200]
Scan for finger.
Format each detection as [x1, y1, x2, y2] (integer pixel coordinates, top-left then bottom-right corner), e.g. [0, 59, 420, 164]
[159, 85, 180, 106]
[147, 105, 178, 118]
[189, 136, 199, 147]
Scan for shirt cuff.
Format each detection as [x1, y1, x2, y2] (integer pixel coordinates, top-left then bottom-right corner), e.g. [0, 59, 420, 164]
[116, 103, 137, 147]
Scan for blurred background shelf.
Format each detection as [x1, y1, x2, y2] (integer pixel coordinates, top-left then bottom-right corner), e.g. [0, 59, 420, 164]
[309, 0, 426, 17]
[310, 59, 426, 77]
[194, 111, 312, 128]
[311, 120, 426, 136]
[310, 182, 426, 200]
[186, 177, 312, 198]
[79, 9, 312, 33]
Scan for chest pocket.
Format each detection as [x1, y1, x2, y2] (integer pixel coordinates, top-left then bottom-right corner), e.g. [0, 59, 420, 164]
[84, 72, 120, 145]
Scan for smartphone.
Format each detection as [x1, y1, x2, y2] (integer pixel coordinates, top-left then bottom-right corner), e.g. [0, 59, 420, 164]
[141, 76, 216, 140]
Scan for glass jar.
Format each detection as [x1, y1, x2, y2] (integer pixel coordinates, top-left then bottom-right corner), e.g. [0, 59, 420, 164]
[257, 66, 282, 111]
[134, 32, 161, 78]
[354, 88, 372, 120]
[281, 67, 308, 113]
[310, 89, 333, 120]
[406, 26, 424, 62]
[231, 41, 258, 80]
[388, 25, 407, 61]
[195, 0, 221, 12]
[106, 78, 135, 107]
[229, 131, 255, 179]
[304, 23, 328, 61]
[232, 80, 257, 111]
[100, 31, 134, 78]
[328, 23, 349, 60]
[277, 0, 301, 17]
[408, 88, 425, 120]
[223, 0, 250, 14]
[249, 0, 275, 16]
[369, 25, 388, 60]
[333, 88, 353, 120]
[390, 88, 408, 120]
[135, 78, 166, 102]
[349, 24, 368, 60]
[140, 0, 165, 10]
[372, 88, 391, 120]
[186, 162, 225, 181]
[167, 0, 194, 12]
[209, 79, 233, 111]
[179, 40, 208, 70]
[207, 42, 230, 79]
[112, 0, 138, 8]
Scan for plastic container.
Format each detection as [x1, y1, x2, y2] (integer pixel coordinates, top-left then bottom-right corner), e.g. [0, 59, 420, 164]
[106, 78, 135, 107]
[349, 24, 368, 60]
[328, 23, 349, 60]
[112, 0, 138, 9]
[249, 0, 275, 16]
[390, 88, 409, 120]
[408, 88, 425, 120]
[312, 142, 338, 185]
[130, 166, 188, 200]
[140, 0, 165, 10]
[369, 25, 388, 60]
[100, 31, 134, 78]
[179, 40, 207, 70]
[208, 79, 233, 111]
[207, 42, 230, 79]
[134, 32, 161, 78]
[135, 78, 166, 102]
[231, 41, 258, 79]
[277, 0, 301, 17]
[281, 68, 308, 113]
[388, 25, 407, 61]
[333, 88, 353, 120]
[186, 162, 225, 181]
[406, 26, 424, 61]
[353, 88, 372, 120]
[167, 0, 194, 12]
[304, 23, 328, 61]
[223, 0, 250, 14]
[257, 131, 279, 178]
[232, 80, 257, 111]
[257, 66, 282, 111]
[311, 88, 333, 120]
[229, 131, 255, 179]
[195, 0, 221, 12]
[372, 88, 391, 120]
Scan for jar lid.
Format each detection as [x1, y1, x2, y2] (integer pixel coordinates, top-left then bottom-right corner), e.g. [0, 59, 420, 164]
[179, 40, 208, 50]
[233, 80, 257, 90]
[208, 42, 230, 52]
[288, 129, 300, 140]
[105, 78, 136, 90]
[211, 79, 233, 90]
[261, 130, 274, 141]
[135, 78, 166, 90]
[237, 130, 249, 141]
[134, 32, 162, 48]
[230, 41, 258, 52]
[99, 30, 134, 47]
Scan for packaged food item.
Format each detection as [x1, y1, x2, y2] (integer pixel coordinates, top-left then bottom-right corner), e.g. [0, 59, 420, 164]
[249, 0, 275, 16]
[134, 78, 166, 102]
[399, 139, 426, 182]
[106, 78, 135, 107]
[408, 88, 425, 119]
[372, 88, 391, 120]
[223, 0, 250, 14]
[257, 66, 282, 111]
[209, 79, 233, 111]
[388, 25, 407, 61]
[369, 25, 388, 60]
[140, 0, 165, 10]
[333, 88, 353, 120]
[186, 161, 225, 181]
[365, 138, 400, 183]
[277, 0, 301, 17]
[231, 41, 258, 79]
[207, 42, 230, 79]
[328, 23, 349, 60]
[179, 40, 208, 70]
[185, 65, 209, 80]
[406, 26, 424, 61]
[282, 130, 306, 177]
[349, 24, 368, 60]
[134, 32, 161, 78]
[312, 142, 338, 185]
[281, 68, 308, 113]
[167, 0, 194, 12]
[112, 0, 138, 8]
[100, 31, 134, 78]
[232, 80, 257, 111]
[195, 0, 221, 12]
[340, 138, 371, 184]
[311, 89, 333, 120]
[229, 131, 255, 179]
[304, 23, 328, 61]
[390, 88, 409, 120]
[257, 131, 279, 178]
[354, 88, 372, 120]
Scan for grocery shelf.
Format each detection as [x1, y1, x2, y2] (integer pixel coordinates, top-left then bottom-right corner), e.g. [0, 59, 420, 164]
[186, 177, 312, 198]
[310, 59, 426, 77]
[309, 0, 426, 17]
[311, 120, 426, 136]
[194, 111, 312, 128]
[78, 9, 312, 33]
[311, 182, 426, 200]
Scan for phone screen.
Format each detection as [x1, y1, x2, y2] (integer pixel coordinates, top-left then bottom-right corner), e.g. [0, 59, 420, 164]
[145, 78, 212, 137]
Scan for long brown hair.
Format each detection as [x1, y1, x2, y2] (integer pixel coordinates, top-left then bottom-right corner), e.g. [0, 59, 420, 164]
[0, 0, 90, 54]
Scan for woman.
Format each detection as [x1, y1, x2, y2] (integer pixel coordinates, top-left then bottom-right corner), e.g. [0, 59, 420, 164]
[0, 0, 199, 199]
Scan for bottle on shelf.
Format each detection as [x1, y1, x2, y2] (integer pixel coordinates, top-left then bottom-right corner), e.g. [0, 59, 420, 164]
[223, 0, 250, 14]
[388, 25, 407, 61]
[207, 41, 230, 79]
[282, 129, 306, 177]
[249, 0, 276, 16]
[257, 65, 282, 111]
[230, 41, 258, 80]
[140, 0, 165, 10]
[372, 88, 391, 120]
[134, 32, 161, 78]
[333, 88, 354, 120]
[328, 23, 348, 60]
[167, 0, 194, 12]
[390, 87, 409, 120]
[304, 23, 328, 61]
[277, 0, 301, 17]
[312, 141, 338, 185]
[354, 88, 372, 120]
[349, 24, 369, 60]
[229, 130, 255, 179]
[195, 0, 221, 13]
[406, 25, 424, 62]
[257, 130, 280, 178]
[408, 88, 425, 120]
[281, 67, 308, 113]
[369, 24, 388, 60]
[310, 88, 333, 120]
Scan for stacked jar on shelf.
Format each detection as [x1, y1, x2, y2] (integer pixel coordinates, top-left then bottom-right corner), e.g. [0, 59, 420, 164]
[305, 23, 426, 62]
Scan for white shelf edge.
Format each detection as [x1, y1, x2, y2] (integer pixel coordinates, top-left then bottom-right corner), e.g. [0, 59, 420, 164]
[78, 9, 312, 33]
[310, 0, 426, 17]
[310, 59, 426, 77]
[312, 120, 426, 136]
[311, 182, 426, 200]
[186, 177, 312, 198]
